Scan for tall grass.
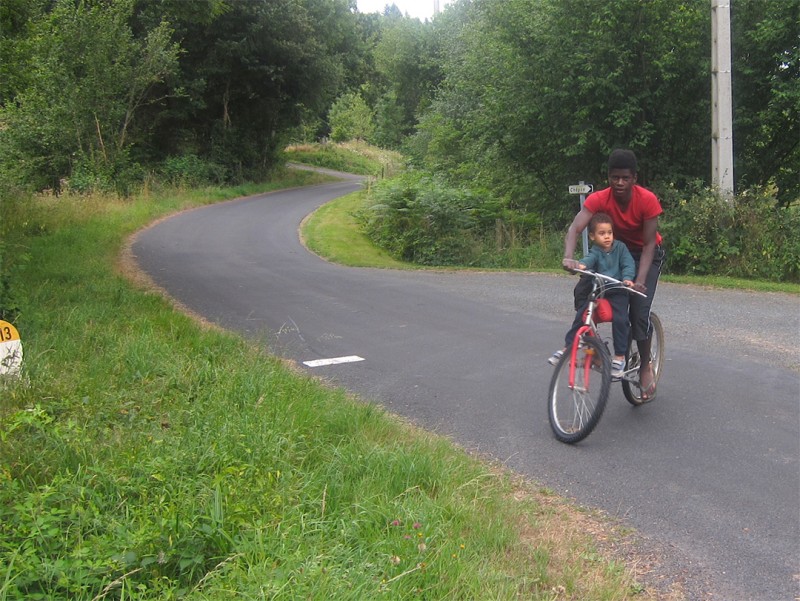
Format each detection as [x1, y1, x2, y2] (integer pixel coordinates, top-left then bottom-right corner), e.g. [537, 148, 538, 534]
[0, 172, 658, 599]
[284, 140, 405, 179]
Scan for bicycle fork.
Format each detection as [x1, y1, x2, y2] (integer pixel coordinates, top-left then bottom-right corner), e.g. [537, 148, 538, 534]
[568, 325, 595, 391]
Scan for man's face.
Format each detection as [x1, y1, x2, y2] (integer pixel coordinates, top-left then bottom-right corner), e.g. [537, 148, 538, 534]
[608, 168, 637, 202]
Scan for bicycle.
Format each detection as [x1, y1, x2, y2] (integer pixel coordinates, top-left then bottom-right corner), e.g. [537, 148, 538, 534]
[547, 268, 665, 444]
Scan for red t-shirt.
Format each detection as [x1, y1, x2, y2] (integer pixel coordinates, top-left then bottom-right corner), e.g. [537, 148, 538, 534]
[584, 185, 663, 251]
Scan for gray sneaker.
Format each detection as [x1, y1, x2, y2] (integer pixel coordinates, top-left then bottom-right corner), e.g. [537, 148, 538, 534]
[611, 358, 626, 380]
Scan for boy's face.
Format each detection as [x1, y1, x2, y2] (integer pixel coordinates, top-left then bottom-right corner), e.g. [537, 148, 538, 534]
[589, 222, 614, 252]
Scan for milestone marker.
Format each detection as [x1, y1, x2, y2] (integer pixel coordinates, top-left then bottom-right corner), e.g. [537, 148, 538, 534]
[0, 320, 23, 377]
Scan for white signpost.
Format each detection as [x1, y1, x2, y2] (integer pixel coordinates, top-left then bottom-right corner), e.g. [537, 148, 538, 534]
[0, 320, 23, 377]
[569, 182, 593, 255]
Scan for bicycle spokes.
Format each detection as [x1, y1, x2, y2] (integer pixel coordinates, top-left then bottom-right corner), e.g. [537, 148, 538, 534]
[549, 336, 611, 443]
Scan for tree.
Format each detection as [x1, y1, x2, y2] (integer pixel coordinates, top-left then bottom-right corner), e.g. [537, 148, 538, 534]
[328, 92, 375, 141]
[731, 0, 799, 205]
[0, 0, 180, 191]
[132, 0, 361, 178]
[372, 16, 440, 144]
[411, 0, 710, 222]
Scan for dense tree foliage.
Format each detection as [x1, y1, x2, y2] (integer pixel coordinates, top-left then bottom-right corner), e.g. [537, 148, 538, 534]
[408, 0, 797, 211]
[130, 0, 365, 180]
[731, 0, 800, 205]
[0, 0, 372, 189]
[0, 0, 181, 191]
[409, 0, 712, 220]
[0, 0, 797, 279]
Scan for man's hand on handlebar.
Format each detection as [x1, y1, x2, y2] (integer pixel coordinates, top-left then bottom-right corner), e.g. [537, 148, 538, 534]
[562, 258, 581, 272]
[632, 281, 647, 293]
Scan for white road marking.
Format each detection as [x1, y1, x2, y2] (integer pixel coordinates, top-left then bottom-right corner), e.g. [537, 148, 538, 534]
[303, 355, 365, 367]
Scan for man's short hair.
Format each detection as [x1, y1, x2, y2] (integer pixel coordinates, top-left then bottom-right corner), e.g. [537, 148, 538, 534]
[607, 149, 638, 173]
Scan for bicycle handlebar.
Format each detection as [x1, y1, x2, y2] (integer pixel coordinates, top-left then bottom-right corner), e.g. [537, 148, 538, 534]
[571, 268, 647, 298]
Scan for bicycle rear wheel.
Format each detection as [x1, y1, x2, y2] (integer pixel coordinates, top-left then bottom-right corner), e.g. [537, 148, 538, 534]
[623, 312, 665, 406]
[548, 335, 611, 443]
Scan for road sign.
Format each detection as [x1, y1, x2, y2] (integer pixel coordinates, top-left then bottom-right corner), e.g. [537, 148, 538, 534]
[569, 182, 593, 255]
[568, 184, 593, 195]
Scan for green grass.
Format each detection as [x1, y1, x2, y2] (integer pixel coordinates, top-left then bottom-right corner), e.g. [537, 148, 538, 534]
[0, 172, 659, 599]
[302, 190, 409, 269]
[659, 273, 799, 294]
[284, 140, 405, 178]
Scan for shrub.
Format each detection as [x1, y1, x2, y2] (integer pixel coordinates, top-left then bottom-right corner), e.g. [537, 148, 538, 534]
[660, 185, 800, 282]
[64, 150, 146, 196]
[359, 173, 479, 265]
[159, 155, 229, 187]
[359, 172, 561, 268]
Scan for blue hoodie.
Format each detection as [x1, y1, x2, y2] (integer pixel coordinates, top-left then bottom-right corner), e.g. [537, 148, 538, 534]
[580, 240, 636, 282]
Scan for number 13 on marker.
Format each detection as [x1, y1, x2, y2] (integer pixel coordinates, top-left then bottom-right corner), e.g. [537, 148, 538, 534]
[0, 320, 23, 376]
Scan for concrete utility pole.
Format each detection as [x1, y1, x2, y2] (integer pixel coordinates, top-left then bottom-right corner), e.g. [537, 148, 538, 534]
[711, 0, 734, 195]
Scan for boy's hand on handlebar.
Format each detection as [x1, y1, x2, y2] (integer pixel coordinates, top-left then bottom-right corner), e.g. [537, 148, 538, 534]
[623, 279, 634, 287]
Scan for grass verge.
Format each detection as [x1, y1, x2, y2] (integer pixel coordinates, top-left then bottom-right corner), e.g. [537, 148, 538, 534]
[301, 189, 409, 269]
[0, 170, 670, 600]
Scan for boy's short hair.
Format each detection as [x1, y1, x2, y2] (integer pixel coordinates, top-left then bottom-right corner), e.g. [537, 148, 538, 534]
[607, 148, 638, 173]
[589, 212, 613, 234]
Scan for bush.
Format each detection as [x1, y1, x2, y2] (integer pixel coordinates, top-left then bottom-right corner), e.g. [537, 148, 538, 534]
[65, 151, 146, 196]
[359, 173, 479, 265]
[159, 155, 229, 187]
[660, 186, 800, 282]
[359, 172, 562, 268]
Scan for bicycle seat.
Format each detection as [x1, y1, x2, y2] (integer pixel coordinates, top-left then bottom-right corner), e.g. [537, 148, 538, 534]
[584, 298, 613, 323]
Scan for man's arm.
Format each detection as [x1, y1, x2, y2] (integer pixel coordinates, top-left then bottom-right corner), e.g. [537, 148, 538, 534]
[562, 207, 593, 270]
[620, 244, 637, 282]
[634, 217, 659, 292]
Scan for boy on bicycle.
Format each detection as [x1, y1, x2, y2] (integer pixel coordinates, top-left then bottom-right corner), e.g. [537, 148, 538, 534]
[549, 212, 635, 379]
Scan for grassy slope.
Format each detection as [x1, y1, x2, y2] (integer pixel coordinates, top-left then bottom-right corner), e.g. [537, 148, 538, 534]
[0, 167, 665, 600]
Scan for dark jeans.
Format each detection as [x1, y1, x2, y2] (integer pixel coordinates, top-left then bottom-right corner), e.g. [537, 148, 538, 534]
[565, 288, 630, 356]
[573, 245, 665, 343]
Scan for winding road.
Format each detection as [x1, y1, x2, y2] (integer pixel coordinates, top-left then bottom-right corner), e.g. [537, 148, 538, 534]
[132, 175, 799, 601]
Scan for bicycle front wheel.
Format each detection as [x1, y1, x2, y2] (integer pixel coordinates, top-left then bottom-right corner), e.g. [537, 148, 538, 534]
[623, 312, 665, 406]
[548, 335, 611, 444]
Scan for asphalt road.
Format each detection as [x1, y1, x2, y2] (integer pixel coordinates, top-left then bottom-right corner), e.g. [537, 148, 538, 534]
[132, 176, 800, 601]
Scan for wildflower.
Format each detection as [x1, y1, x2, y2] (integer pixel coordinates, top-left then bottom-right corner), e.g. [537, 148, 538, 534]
[390, 519, 401, 527]
[418, 542, 427, 553]
[391, 555, 401, 565]
[412, 522, 422, 529]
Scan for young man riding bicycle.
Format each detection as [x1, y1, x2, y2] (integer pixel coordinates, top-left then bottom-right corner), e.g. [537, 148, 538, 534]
[560, 149, 665, 401]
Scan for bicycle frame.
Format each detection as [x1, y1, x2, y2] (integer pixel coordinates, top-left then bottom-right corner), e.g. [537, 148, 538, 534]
[568, 324, 597, 390]
[548, 268, 663, 443]
[567, 269, 644, 389]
